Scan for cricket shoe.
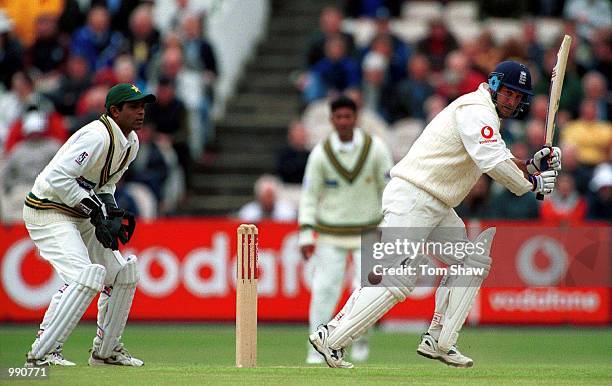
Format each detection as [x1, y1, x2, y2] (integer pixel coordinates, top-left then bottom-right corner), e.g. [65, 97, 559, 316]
[308, 325, 354, 369]
[25, 346, 76, 367]
[350, 337, 369, 362]
[89, 344, 144, 367]
[417, 332, 473, 368]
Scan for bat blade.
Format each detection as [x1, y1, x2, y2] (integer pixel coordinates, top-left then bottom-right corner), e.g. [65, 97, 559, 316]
[537, 34, 571, 201]
[544, 34, 572, 147]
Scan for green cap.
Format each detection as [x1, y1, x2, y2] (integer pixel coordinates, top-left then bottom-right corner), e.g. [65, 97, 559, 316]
[105, 83, 156, 109]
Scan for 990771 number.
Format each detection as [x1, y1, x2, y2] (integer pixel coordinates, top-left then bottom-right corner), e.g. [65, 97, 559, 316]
[5, 367, 48, 378]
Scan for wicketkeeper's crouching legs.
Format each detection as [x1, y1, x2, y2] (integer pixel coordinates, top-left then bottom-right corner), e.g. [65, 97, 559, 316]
[27, 264, 106, 365]
[89, 255, 143, 366]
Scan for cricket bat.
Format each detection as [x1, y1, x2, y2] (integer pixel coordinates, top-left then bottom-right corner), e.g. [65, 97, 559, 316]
[536, 34, 572, 200]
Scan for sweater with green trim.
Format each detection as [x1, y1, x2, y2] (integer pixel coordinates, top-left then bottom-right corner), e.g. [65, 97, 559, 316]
[298, 129, 393, 246]
[27, 115, 137, 217]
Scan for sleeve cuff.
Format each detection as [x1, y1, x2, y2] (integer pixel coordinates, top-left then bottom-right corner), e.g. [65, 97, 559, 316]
[298, 227, 316, 246]
[66, 190, 90, 208]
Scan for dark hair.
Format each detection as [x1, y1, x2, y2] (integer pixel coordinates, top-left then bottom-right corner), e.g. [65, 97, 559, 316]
[106, 102, 125, 116]
[330, 96, 357, 112]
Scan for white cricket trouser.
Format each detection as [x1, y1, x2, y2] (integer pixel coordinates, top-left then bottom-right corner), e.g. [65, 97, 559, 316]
[23, 206, 129, 354]
[382, 178, 492, 350]
[325, 178, 472, 348]
[23, 207, 124, 285]
[381, 177, 468, 255]
[308, 240, 361, 333]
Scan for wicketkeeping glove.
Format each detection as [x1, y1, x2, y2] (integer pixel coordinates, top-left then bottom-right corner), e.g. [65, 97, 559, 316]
[528, 170, 558, 195]
[79, 197, 121, 250]
[99, 194, 136, 244]
[526, 147, 562, 174]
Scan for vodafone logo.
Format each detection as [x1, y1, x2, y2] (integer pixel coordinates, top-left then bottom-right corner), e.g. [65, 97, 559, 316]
[481, 126, 494, 139]
[516, 236, 568, 286]
[479, 125, 498, 144]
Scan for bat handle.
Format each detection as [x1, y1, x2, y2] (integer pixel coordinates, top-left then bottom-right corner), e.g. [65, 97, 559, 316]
[535, 145, 553, 201]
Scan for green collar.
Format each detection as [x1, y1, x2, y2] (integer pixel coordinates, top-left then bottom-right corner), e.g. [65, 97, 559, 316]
[323, 132, 372, 184]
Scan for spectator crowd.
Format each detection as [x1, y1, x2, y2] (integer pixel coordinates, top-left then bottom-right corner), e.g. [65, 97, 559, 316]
[0, 0, 608, 225]
[257, 0, 610, 224]
[0, 0, 218, 222]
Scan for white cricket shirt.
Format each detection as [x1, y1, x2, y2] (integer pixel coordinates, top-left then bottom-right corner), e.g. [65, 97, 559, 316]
[27, 115, 139, 217]
[391, 83, 517, 207]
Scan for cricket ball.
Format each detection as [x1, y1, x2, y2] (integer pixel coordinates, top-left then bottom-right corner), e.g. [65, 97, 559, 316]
[368, 270, 382, 285]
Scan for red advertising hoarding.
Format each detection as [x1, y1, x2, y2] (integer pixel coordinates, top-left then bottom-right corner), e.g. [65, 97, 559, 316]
[0, 219, 609, 324]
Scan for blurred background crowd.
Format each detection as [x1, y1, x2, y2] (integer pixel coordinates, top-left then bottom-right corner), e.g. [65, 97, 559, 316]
[0, 0, 610, 225]
[0, 0, 219, 221]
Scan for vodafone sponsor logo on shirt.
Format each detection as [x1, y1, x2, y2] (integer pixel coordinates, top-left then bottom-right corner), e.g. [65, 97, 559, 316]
[479, 125, 498, 144]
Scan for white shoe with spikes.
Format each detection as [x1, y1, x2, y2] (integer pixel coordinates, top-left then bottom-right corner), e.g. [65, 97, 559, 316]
[308, 325, 354, 369]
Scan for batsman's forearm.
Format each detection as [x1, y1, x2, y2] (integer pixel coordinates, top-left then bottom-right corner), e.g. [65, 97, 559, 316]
[511, 158, 529, 176]
[487, 159, 532, 196]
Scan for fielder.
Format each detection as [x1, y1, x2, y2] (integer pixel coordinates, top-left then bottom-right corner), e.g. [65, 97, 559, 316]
[23, 83, 156, 366]
[309, 61, 562, 368]
[300, 96, 393, 364]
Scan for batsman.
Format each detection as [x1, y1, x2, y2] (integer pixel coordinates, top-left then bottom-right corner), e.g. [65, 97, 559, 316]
[309, 61, 562, 368]
[23, 84, 155, 366]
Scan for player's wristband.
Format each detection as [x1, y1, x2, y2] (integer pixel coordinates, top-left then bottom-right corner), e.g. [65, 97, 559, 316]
[528, 174, 539, 192]
[78, 197, 100, 217]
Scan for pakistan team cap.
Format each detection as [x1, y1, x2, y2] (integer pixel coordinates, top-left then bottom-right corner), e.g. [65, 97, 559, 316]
[105, 83, 156, 109]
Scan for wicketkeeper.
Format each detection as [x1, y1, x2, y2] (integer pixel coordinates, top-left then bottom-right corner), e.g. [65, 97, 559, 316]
[23, 84, 155, 366]
[309, 61, 562, 368]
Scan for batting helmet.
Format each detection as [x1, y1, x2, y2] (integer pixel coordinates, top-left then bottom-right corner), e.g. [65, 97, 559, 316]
[488, 61, 533, 118]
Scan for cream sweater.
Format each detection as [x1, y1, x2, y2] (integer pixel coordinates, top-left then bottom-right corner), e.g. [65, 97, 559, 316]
[391, 83, 521, 207]
[299, 129, 393, 247]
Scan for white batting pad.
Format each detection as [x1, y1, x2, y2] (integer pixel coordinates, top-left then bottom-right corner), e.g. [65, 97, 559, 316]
[30, 264, 105, 359]
[325, 252, 426, 349]
[437, 228, 495, 352]
[326, 285, 407, 350]
[427, 274, 451, 340]
[94, 256, 139, 357]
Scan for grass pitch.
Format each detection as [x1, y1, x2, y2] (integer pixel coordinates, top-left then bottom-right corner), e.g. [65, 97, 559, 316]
[0, 324, 610, 385]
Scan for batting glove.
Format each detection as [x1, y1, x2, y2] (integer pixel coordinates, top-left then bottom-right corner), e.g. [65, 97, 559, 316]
[526, 147, 562, 174]
[529, 170, 558, 195]
[549, 146, 562, 171]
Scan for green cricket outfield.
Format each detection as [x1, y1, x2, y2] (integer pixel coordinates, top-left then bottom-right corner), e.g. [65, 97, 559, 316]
[0, 324, 610, 385]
